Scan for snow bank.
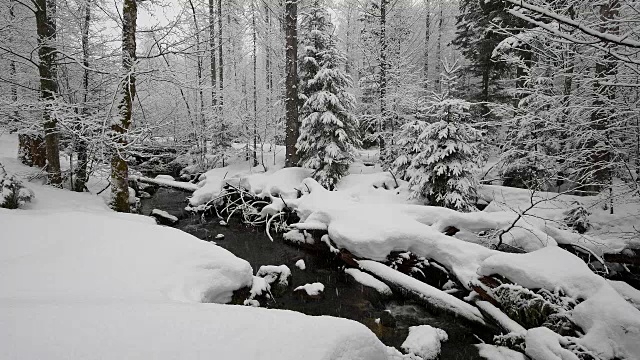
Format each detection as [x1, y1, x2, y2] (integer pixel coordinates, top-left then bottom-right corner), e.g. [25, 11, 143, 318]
[400, 325, 448, 360]
[0, 209, 252, 304]
[0, 303, 388, 360]
[479, 247, 640, 359]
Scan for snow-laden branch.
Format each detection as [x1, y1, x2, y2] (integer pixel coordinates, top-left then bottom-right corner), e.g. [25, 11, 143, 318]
[502, 0, 640, 48]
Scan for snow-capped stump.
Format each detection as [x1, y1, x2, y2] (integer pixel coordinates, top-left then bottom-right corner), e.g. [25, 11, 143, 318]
[150, 209, 179, 226]
[295, 259, 306, 270]
[401, 325, 448, 360]
[294, 282, 325, 299]
[215, 233, 225, 240]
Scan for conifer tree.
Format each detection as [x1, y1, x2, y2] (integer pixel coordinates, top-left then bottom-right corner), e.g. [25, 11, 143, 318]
[409, 61, 481, 211]
[296, 1, 361, 190]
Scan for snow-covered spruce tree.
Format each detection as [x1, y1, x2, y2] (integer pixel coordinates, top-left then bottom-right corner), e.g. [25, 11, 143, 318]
[409, 60, 481, 211]
[392, 120, 426, 181]
[296, 1, 361, 190]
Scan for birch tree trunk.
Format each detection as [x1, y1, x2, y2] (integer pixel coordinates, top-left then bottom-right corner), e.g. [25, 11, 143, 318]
[35, 0, 62, 186]
[284, 0, 299, 167]
[110, 0, 137, 212]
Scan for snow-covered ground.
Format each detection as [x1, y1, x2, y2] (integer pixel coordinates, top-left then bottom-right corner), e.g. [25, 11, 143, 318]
[3, 130, 640, 360]
[0, 133, 396, 360]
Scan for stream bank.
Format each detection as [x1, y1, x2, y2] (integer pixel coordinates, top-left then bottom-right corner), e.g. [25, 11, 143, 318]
[141, 187, 493, 359]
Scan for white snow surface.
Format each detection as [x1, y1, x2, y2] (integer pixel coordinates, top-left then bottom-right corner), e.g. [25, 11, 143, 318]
[0, 209, 252, 304]
[256, 265, 292, 287]
[295, 259, 307, 270]
[0, 303, 388, 360]
[476, 344, 527, 360]
[345, 268, 393, 296]
[151, 208, 178, 222]
[400, 325, 448, 360]
[294, 282, 325, 296]
[479, 247, 640, 359]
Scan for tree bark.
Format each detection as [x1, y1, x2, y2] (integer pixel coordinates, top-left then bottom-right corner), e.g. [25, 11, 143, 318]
[110, 0, 137, 212]
[252, 4, 258, 167]
[284, 0, 299, 167]
[74, 0, 91, 192]
[9, 0, 19, 126]
[35, 0, 62, 186]
[218, 0, 225, 163]
[379, 0, 387, 158]
[588, 0, 619, 196]
[423, 0, 430, 87]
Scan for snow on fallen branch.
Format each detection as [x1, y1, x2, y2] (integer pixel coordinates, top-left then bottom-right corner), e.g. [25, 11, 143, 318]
[358, 260, 488, 327]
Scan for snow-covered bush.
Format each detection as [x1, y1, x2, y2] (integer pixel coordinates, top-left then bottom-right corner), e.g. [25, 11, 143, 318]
[1, 170, 34, 209]
[296, 1, 361, 190]
[563, 205, 590, 234]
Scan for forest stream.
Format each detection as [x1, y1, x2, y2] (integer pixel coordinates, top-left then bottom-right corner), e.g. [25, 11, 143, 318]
[141, 187, 494, 359]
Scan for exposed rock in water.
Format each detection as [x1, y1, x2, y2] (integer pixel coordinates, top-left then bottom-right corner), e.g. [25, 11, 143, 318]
[379, 310, 397, 328]
[150, 209, 179, 226]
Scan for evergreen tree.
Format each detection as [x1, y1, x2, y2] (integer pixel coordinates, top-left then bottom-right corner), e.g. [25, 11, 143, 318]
[296, 2, 361, 190]
[409, 61, 481, 211]
[392, 119, 426, 181]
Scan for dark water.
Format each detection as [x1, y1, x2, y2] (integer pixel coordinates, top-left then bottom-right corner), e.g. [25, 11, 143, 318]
[141, 187, 489, 359]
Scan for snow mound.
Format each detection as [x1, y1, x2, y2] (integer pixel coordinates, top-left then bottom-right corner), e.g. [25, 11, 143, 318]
[479, 247, 640, 359]
[476, 344, 527, 360]
[0, 209, 252, 304]
[401, 325, 448, 360]
[294, 282, 325, 296]
[295, 259, 306, 270]
[256, 265, 292, 287]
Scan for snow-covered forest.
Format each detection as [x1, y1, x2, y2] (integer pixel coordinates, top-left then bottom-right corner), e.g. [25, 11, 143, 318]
[1, 0, 640, 359]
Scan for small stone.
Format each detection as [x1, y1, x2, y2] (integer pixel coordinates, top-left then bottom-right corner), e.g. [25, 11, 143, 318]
[139, 191, 152, 199]
[219, 220, 228, 226]
[215, 233, 225, 240]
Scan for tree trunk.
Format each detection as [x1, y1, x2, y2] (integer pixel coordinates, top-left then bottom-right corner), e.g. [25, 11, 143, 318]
[218, 0, 225, 164]
[423, 0, 430, 87]
[588, 0, 619, 196]
[252, 4, 258, 167]
[284, 0, 299, 167]
[435, 1, 443, 92]
[9, 0, 19, 127]
[35, 0, 62, 186]
[110, 0, 137, 212]
[74, 0, 91, 192]
[379, 0, 387, 158]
